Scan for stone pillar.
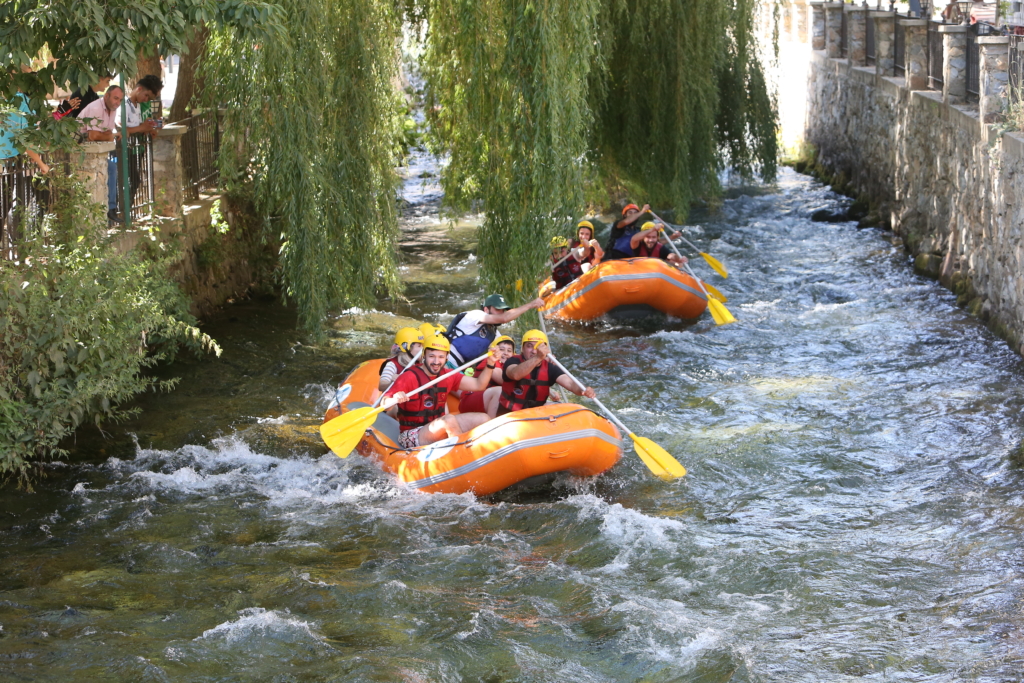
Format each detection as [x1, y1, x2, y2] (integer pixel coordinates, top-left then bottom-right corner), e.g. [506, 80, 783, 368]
[979, 36, 1011, 124]
[784, 1, 794, 38]
[811, 2, 827, 51]
[872, 12, 895, 76]
[824, 3, 845, 58]
[797, 0, 810, 43]
[939, 24, 968, 104]
[68, 141, 115, 210]
[846, 6, 869, 66]
[901, 19, 928, 90]
[152, 124, 188, 218]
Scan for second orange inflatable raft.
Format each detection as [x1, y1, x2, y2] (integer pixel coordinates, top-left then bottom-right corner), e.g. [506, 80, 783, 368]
[323, 359, 623, 495]
[542, 257, 708, 321]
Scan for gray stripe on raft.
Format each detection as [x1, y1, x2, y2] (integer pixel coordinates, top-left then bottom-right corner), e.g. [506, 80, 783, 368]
[405, 429, 624, 490]
[546, 270, 707, 315]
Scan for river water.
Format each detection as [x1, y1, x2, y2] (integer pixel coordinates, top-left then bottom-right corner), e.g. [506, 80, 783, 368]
[2, 164, 1024, 681]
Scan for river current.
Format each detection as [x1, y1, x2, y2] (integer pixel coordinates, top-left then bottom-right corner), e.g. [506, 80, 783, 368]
[2, 165, 1023, 681]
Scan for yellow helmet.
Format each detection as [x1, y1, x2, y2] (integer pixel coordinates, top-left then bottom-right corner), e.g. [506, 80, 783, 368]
[641, 221, 657, 231]
[394, 327, 424, 353]
[576, 220, 594, 238]
[423, 334, 451, 354]
[549, 235, 569, 249]
[419, 322, 441, 339]
[489, 334, 516, 351]
[521, 329, 548, 348]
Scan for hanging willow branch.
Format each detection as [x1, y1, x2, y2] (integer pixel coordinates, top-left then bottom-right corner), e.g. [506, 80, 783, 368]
[418, 0, 605, 306]
[201, 0, 404, 335]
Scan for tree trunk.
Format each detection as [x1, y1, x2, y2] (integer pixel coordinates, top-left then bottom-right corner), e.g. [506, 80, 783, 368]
[133, 48, 163, 89]
[169, 26, 210, 123]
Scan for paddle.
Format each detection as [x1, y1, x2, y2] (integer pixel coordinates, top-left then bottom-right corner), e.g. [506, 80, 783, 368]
[684, 261, 736, 325]
[650, 211, 729, 278]
[321, 352, 490, 458]
[544, 354, 687, 481]
[371, 349, 423, 408]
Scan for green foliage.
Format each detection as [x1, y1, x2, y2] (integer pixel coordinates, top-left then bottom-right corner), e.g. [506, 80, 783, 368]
[202, 0, 404, 336]
[0, 176, 220, 488]
[0, 0, 280, 150]
[418, 0, 604, 305]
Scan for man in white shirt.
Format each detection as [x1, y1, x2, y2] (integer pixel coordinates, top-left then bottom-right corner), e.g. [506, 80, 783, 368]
[444, 293, 545, 368]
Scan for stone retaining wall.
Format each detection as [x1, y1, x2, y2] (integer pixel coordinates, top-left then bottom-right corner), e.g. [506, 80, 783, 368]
[803, 51, 1024, 355]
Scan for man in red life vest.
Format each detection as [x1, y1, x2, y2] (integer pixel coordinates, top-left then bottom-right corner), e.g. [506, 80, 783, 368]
[550, 236, 585, 290]
[380, 334, 499, 449]
[457, 334, 516, 414]
[495, 330, 596, 417]
[632, 221, 687, 267]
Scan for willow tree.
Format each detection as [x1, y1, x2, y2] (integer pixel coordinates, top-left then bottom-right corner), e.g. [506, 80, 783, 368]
[417, 0, 605, 305]
[202, 0, 404, 334]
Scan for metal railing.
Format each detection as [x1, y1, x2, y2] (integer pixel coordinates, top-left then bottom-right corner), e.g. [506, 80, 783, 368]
[179, 110, 220, 202]
[1, 153, 69, 261]
[1011, 35, 1024, 105]
[928, 20, 945, 90]
[866, 12, 876, 65]
[965, 23, 997, 102]
[895, 15, 907, 77]
[840, 9, 849, 58]
[112, 134, 155, 222]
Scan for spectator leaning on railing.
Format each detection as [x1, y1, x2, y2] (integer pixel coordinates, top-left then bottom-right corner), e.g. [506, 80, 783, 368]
[78, 85, 124, 222]
[1, 66, 51, 175]
[55, 73, 114, 120]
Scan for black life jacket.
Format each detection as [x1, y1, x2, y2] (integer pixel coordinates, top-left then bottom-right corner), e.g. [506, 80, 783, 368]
[396, 366, 449, 431]
[552, 256, 584, 289]
[498, 355, 553, 412]
[637, 241, 666, 259]
[571, 238, 598, 266]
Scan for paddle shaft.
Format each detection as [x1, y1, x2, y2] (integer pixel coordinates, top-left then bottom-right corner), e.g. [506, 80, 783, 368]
[650, 211, 703, 255]
[371, 349, 423, 408]
[545, 354, 633, 438]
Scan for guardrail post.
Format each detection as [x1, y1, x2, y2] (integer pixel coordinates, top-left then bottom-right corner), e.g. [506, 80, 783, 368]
[846, 5, 869, 66]
[68, 142, 116, 211]
[811, 2, 827, 50]
[796, 0, 810, 43]
[152, 124, 189, 218]
[872, 12, 896, 76]
[939, 24, 968, 104]
[901, 19, 929, 90]
[824, 3, 845, 58]
[978, 36, 1011, 123]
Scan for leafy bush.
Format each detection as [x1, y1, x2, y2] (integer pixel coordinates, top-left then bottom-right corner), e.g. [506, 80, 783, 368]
[0, 176, 220, 488]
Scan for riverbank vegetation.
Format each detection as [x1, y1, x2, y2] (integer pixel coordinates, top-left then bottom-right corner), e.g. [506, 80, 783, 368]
[0, 178, 220, 487]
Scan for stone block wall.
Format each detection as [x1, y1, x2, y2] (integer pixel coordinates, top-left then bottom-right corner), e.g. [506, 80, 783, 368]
[804, 53, 1024, 355]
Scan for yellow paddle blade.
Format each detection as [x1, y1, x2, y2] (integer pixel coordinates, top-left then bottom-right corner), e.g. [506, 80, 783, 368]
[707, 297, 737, 326]
[629, 433, 687, 480]
[320, 406, 378, 458]
[702, 281, 728, 303]
[700, 252, 728, 279]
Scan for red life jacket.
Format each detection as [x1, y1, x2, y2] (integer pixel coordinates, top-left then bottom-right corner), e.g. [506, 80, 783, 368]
[637, 241, 666, 259]
[379, 357, 402, 375]
[571, 239, 598, 266]
[552, 256, 584, 289]
[498, 355, 553, 412]
[396, 365, 449, 431]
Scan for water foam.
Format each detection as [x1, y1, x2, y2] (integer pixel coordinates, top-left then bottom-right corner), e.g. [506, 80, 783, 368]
[196, 607, 321, 645]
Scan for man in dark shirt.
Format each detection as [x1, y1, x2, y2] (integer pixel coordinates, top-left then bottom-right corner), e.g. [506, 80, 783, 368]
[495, 330, 595, 416]
[55, 73, 113, 120]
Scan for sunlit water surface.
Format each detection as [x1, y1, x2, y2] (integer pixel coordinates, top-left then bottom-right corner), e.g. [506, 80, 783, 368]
[2, 168, 1024, 682]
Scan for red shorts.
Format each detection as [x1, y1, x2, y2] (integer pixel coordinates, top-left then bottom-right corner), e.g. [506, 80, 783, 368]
[458, 391, 486, 414]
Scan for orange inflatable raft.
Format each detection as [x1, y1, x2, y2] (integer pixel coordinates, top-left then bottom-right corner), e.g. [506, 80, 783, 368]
[542, 257, 708, 321]
[323, 359, 623, 495]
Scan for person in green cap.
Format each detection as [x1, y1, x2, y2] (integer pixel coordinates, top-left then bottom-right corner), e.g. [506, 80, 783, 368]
[443, 293, 545, 369]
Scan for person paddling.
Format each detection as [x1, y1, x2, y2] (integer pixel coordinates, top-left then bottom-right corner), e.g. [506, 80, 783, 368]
[457, 335, 516, 414]
[632, 221, 687, 267]
[378, 327, 424, 392]
[604, 203, 650, 260]
[381, 335, 499, 449]
[495, 330, 595, 417]
[444, 293, 544, 369]
[550, 236, 585, 290]
[571, 220, 604, 271]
